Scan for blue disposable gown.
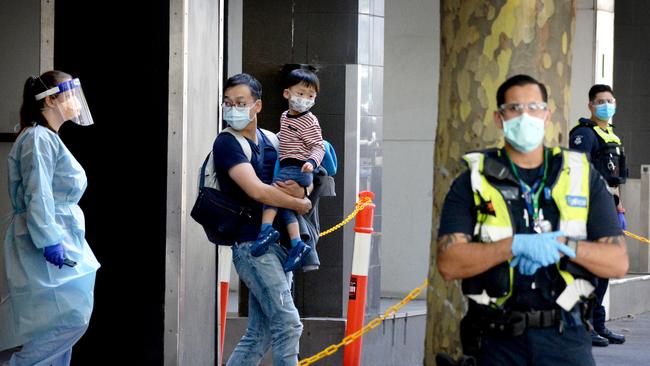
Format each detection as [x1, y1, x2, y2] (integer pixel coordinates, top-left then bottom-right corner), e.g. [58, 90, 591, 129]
[0, 125, 100, 351]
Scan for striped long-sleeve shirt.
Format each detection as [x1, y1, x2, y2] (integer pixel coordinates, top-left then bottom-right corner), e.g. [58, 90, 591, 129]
[278, 110, 325, 166]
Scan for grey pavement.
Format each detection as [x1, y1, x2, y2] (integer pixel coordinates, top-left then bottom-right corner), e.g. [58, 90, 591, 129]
[3, 309, 645, 365]
[593, 312, 650, 366]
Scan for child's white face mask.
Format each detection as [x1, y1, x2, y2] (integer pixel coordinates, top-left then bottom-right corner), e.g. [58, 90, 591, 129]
[289, 95, 315, 113]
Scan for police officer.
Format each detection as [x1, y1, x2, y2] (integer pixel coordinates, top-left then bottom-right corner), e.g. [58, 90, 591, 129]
[437, 74, 629, 365]
[569, 84, 627, 346]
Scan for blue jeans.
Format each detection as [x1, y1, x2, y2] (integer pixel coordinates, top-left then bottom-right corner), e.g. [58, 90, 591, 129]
[265, 166, 313, 226]
[227, 241, 302, 366]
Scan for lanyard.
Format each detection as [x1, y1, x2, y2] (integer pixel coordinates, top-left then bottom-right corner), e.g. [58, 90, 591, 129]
[507, 149, 549, 224]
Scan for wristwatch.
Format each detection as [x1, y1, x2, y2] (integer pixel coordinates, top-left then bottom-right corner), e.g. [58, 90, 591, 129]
[565, 238, 579, 254]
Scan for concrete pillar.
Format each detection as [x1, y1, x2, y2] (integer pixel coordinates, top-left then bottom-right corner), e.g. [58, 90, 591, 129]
[639, 165, 650, 273]
[382, 0, 438, 299]
[0, 0, 54, 331]
[166, 0, 223, 365]
[0, 0, 51, 226]
[569, 0, 615, 136]
[614, 0, 650, 180]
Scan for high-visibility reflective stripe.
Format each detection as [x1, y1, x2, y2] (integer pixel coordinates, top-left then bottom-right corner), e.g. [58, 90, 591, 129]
[566, 151, 586, 197]
[476, 226, 513, 242]
[351, 233, 372, 276]
[218, 245, 232, 282]
[592, 125, 621, 144]
[559, 220, 588, 240]
[553, 151, 589, 239]
[467, 290, 496, 305]
[464, 151, 515, 305]
[464, 152, 513, 242]
[464, 152, 484, 192]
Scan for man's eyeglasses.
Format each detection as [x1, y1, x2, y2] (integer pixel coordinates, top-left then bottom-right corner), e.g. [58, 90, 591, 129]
[591, 98, 616, 105]
[499, 102, 548, 116]
[221, 100, 255, 109]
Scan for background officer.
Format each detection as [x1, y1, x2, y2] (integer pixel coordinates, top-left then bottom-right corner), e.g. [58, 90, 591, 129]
[569, 84, 627, 347]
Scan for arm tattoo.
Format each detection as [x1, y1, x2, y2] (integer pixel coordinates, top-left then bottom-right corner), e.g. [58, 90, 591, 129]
[437, 233, 471, 255]
[597, 235, 625, 247]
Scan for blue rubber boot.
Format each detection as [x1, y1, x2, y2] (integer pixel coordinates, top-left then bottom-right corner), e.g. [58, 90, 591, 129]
[251, 226, 280, 257]
[283, 241, 312, 272]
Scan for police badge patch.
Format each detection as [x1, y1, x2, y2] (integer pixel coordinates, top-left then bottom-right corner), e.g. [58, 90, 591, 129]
[566, 195, 588, 208]
[574, 135, 583, 145]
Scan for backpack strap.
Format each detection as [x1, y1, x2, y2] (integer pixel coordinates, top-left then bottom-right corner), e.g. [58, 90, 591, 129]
[203, 128, 279, 190]
[222, 127, 279, 158]
[199, 152, 219, 190]
[199, 127, 252, 191]
[260, 128, 279, 151]
[222, 127, 253, 161]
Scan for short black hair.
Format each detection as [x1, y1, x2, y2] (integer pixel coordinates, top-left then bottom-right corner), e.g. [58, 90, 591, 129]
[283, 65, 320, 93]
[496, 74, 548, 107]
[224, 73, 262, 100]
[589, 84, 614, 101]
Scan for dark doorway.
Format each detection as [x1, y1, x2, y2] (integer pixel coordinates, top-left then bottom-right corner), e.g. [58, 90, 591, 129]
[54, 1, 170, 364]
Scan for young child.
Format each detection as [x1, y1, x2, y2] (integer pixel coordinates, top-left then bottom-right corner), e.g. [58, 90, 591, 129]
[250, 67, 325, 272]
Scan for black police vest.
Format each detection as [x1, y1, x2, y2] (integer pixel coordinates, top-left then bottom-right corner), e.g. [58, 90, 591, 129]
[462, 149, 595, 310]
[571, 119, 627, 186]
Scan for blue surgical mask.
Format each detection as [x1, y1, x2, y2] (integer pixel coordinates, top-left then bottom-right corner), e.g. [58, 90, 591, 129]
[595, 103, 616, 121]
[503, 113, 545, 153]
[223, 106, 252, 130]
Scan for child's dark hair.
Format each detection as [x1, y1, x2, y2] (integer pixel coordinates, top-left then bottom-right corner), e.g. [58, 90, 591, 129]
[589, 84, 614, 101]
[283, 65, 320, 93]
[224, 73, 263, 100]
[19, 70, 72, 133]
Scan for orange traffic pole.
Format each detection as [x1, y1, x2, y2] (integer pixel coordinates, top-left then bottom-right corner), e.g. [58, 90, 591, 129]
[218, 245, 232, 366]
[343, 191, 375, 366]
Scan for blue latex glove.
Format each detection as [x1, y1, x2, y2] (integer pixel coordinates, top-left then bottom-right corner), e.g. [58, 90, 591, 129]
[510, 256, 542, 276]
[511, 231, 576, 267]
[43, 244, 65, 268]
[617, 212, 627, 230]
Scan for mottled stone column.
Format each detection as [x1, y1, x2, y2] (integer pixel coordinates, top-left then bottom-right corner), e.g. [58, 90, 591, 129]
[426, 0, 576, 362]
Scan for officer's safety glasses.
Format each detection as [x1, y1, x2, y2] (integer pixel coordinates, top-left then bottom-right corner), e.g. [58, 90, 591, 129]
[591, 98, 616, 105]
[499, 102, 548, 116]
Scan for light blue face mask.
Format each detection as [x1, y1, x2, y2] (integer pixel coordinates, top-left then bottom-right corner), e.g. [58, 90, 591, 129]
[503, 113, 546, 153]
[595, 103, 616, 121]
[223, 106, 252, 130]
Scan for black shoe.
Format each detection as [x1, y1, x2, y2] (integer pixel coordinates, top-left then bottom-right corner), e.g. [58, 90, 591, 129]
[591, 330, 609, 347]
[598, 328, 626, 344]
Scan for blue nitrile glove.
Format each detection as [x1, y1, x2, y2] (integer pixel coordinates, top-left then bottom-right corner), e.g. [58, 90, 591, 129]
[617, 212, 627, 230]
[511, 231, 576, 267]
[510, 256, 542, 276]
[43, 244, 65, 268]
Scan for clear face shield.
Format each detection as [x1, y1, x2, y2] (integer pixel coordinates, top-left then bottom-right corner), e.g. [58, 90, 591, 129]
[35, 78, 94, 126]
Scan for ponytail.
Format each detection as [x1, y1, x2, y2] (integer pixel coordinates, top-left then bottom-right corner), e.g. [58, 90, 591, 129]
[17, 70, 72, 134]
